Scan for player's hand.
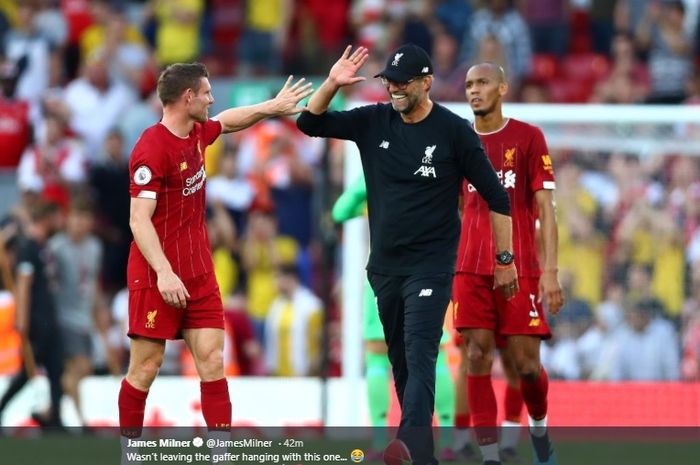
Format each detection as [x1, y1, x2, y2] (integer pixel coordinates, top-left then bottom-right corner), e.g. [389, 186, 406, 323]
[328, 45, 369, 88]
[157, 269, 190, 309]
[494, 263, 519, 300]
[270, 76, 315, 116]
[538, 270, 564, 316]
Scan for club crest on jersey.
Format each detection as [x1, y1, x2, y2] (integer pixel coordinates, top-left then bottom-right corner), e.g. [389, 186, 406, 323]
[504, 147, 516, 167]
[414, 145, 437, 178]
[422, 145, 436, 164]
[392, 53, 404, 66]
[542, 154, 554, 174]
[146, 310, 157, 329]
[134, 166, 152, 185]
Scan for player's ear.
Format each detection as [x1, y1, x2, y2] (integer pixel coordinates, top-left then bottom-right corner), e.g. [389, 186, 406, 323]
[499, 82, 508, 98]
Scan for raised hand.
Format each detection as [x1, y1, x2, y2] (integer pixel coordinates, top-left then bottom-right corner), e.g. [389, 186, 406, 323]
[328, 45, 370, 87]
[270, 76, 315, 116]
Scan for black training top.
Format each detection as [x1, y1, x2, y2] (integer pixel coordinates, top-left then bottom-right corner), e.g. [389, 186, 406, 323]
[298, 102, 510, 276]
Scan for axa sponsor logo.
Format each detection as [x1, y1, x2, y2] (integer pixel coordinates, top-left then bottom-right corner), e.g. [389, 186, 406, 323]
[414, 145, 438, 178]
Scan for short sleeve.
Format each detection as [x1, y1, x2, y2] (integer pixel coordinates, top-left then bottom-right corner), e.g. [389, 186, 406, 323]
[527, 126, 556, 192]
[129, 133, 166, 201]
[202, 119, 223, 146]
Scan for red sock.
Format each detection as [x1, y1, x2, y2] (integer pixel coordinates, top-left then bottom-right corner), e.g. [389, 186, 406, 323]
[520, 366, 549, 420]
[201, 378, 232, 430]
[455, 413, 471, 428]
[119, 378, 148, 438]
[467, 374, 498, 445]
[504, 384, 524, 423]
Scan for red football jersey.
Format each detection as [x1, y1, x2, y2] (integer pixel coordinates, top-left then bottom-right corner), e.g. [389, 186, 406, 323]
[127, 119, 222, 290]
[456, 118, 555, 277]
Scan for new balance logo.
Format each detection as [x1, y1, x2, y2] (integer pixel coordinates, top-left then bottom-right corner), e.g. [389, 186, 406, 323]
[379, 140, 390, 149]
[419, 289, 433, 297]
[422, 67, 429, 73]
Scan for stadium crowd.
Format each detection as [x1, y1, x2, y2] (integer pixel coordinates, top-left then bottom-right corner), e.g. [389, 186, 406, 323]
[1, 0, 700, 416]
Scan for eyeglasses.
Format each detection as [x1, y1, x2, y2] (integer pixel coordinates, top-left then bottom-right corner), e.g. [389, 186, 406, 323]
[380, 76, 421, 88]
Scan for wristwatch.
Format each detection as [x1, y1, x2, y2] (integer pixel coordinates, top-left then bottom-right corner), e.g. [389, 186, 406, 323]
[495, 250, 514, 266]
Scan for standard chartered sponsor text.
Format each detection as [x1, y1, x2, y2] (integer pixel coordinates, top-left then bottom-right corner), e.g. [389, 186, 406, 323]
[183, 167, 206, 196]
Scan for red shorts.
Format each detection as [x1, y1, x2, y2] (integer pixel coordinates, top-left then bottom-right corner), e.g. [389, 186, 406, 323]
[452, 328, 508, 349]
[128, 272, 224, 340]
[452, 272, 551, 340]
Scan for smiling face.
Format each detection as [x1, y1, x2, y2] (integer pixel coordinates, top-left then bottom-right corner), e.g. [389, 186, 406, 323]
[382, 76, 431, 116]
[464, 63, 508, 117]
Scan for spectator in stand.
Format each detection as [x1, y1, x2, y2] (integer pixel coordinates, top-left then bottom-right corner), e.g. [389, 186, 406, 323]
[617, 0, 653, 36]
[89, 128, 131, 295]
[264, 264, 322, 376]
[460, 0, 532, 89]
[556, 162, 606, 305]
[433, 0, 472, 42]
[59, 0, 92, 80]
[208, 200, 242, 299]
[34, 0, 68, 51]
[17, 113, 87, 209]
[206, 145, 255, 233]
[241, 207, 299, 344]
[3, 1, 50, 111]
[80, 0, 146, 64]
[45, 49, 136, 160]
[522, 0, 570, 57]
[591, 31, 651, 103]
[430, 30, 470, 102]
[96, 8, 153, 94]
[147, 0, 204, 66]
[680, 277, 700, 380]
[293, 0, 351, 75]
[237, 0, 291, 76]
[518, 78, 550, 102]
[636, 0, 693, 103]
[589, 0, 620, 55]
[0, 60, 34, 169]
[48, 197, 110, 427]
[223, 293, 264, 376]
[617, 203, 685, 319]
[577, 282, 626, 380]
[609, 298, 680, 381]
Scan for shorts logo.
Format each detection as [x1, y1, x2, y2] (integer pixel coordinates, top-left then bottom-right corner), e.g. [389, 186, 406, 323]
[146, 309, 157, 329]
[419, 289, 433, 297]
[528, 294, 540, 327]
[134, 166, 152, 186]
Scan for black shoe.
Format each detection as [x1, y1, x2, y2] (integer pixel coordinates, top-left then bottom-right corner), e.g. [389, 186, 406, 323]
[530, 433, 556, 465]
[31, 413, 66, 433]
[458, 444, 478, 462]
[500, 447, 523, 463]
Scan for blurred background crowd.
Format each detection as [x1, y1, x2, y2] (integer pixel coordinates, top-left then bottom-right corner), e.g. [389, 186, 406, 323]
[0, 0, 700, 398]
